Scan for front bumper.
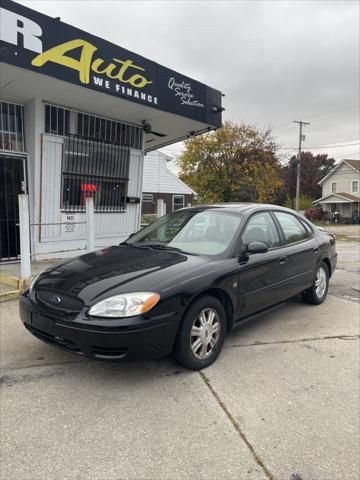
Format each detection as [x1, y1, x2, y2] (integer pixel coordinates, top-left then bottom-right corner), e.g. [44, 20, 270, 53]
[19, 293, 180, 361]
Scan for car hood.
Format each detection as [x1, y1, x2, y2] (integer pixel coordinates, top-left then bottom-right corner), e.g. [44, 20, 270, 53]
[35, 245, 208, 304]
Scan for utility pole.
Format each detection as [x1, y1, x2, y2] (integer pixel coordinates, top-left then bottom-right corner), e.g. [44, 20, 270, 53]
[293, 120, 310, 212]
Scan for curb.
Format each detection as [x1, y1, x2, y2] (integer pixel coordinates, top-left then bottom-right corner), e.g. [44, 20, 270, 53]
[0, 272, 31, 290]
[0, 290, 20, 303]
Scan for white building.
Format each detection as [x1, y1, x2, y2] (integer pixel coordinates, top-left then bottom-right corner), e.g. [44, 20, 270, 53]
[314, 159, 360, 220]
[0, 0, 223, 261]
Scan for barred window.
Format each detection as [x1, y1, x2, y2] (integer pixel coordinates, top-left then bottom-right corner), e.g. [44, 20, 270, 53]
[44, 105, 143, 150]
[77, 113, 142, 149]
[45, 104, 70, 136]
[0, 102, 25, 152]
[61, 136, 130, 212]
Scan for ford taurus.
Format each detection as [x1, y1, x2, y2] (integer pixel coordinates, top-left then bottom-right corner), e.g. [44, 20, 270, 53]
[20, 204, 337, 370]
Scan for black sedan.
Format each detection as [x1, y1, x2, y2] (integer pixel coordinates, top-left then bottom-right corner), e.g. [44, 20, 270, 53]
[20, 204, 337, 370]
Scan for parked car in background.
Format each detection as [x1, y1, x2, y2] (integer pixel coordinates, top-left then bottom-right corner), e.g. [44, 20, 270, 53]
[20, 204, 337, 370]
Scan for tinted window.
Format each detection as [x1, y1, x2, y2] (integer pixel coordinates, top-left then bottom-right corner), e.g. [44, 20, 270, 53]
[274, 212, 308, 244]
[299, 218, 313, 235]
[241, 212, 280, 249]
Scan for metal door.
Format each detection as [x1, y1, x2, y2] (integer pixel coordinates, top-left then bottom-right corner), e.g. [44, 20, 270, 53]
[0, 155, 25, 261]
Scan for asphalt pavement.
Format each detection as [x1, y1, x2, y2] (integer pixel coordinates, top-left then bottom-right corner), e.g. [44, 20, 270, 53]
[1, 292, 359, 480]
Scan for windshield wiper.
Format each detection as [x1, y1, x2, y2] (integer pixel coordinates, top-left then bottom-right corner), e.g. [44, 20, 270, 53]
[121, 242, 196, 255]
[120, 241, 153, 249]
[143, 243, 184, 253]
[143, 243, 199, 255]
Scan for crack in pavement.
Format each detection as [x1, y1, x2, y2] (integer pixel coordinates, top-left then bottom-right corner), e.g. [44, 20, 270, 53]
[225, 334, 360, 349]
[199, 370, 276, 480]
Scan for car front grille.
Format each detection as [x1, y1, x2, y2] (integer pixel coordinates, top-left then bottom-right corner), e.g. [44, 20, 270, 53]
[25, 324, 82, 354]
[36, 289, 84, 314]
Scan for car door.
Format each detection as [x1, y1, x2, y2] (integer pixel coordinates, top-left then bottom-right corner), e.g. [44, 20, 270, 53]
[236, 211, 291, 319]
[271, 211, 318, 296]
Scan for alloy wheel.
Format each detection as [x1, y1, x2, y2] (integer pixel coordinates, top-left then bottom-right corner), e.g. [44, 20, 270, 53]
[315, 266, 327, 298]
[190, 308, 221, 360]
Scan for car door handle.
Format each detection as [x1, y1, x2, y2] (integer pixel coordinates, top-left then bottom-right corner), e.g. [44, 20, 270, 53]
[279, 256, 288, 264]
[313, 247, 319, 253]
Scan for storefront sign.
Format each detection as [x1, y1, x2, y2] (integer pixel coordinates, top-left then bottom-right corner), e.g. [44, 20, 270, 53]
[81, 183, 97, 194]
[0, 0, 222, 127]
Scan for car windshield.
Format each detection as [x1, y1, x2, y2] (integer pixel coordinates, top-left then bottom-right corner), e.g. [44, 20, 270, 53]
[126, 210, 242, 255]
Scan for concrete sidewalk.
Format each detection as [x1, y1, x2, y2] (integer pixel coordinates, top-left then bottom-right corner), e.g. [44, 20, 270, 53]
[1, 295, 359, 480]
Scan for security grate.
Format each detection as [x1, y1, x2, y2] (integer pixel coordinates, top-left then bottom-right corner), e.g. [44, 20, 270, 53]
[0, 102, 25, 153]
[0, 155, 25, 261]
[45, 104, 70, 136]
[61, 135, 130, 212]
[77, 112, 143, 150]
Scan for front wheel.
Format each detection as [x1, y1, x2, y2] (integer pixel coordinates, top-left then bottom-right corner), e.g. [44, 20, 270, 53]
[302, 262, 329, 305]
[173, 296, 227, 370]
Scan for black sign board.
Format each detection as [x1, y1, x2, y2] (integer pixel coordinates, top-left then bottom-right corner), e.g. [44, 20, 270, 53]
[0, 0, 222, 127]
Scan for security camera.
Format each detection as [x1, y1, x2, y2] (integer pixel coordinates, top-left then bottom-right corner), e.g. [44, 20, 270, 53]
[142, 121, 152, 134]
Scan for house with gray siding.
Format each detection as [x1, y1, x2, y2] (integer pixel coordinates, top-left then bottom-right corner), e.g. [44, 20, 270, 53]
[314, 159, 360, 221]
[141, 151, 196, 216]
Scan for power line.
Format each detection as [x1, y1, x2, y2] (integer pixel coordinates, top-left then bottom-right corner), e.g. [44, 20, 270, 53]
[302, 105, 358, 121]
[278, 142, 360, 150]
[272, 106, 359, 132]
[333, 151, 360, 160]
[319, 138, 360, 146]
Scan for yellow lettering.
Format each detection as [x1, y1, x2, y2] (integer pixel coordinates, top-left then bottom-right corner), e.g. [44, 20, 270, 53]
[130, 75, 152, 88]
[91, 58, 118, 77]
[31, 39, 98, 84]
[113, 59, 152, 87]
[31, 39, 153, 88]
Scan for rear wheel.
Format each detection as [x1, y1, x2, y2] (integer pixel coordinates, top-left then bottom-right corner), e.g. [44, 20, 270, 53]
[174, 296, 227, 370]
[302, 262, 329, 305]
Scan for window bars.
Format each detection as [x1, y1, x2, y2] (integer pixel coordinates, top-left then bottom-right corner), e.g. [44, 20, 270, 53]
[61, 135, 130, 212]
[0, 102, 25, 153]
[77, 112, 142, 150]
[45, 104, 143, 151]
[45, 104, 70, 136]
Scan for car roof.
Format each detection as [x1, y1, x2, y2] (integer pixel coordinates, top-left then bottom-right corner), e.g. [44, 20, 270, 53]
[181, 203, 300, 216]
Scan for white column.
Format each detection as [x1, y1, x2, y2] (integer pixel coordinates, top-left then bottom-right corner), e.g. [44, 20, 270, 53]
[18, 194, 31, 279]
[157, 198, 166, 217]
[86, 196, 95, 252]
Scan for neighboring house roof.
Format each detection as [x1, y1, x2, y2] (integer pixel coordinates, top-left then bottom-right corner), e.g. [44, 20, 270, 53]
[143, 150, 196, 195]
[317, 159, 360, 185]
[346, 159, 360, 172]
[314, 192, 360, 204]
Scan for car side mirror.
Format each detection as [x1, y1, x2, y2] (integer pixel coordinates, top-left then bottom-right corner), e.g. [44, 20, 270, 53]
[247, 241, 268, 254]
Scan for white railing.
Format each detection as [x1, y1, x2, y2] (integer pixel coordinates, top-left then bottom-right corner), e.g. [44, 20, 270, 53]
[18, 194, 95, 279]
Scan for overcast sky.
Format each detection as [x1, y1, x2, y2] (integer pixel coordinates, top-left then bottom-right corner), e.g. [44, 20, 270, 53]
[20, 0, 359, 171]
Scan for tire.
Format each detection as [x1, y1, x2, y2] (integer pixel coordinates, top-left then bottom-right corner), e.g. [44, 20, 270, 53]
[302, 262, 329, 305]
[173, 295, 227, 370]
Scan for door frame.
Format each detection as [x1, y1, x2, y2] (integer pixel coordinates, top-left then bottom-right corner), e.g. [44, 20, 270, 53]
[0, 152, 28, 261]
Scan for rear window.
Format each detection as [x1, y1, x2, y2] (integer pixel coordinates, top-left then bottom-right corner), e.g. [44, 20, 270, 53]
[274, 212, 309, 245]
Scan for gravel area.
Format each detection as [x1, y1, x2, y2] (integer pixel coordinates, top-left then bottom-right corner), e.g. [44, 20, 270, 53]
[329, 241, 360, 303]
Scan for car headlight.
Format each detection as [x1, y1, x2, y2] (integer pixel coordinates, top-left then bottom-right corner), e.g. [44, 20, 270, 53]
[88, 292, 160, 318]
